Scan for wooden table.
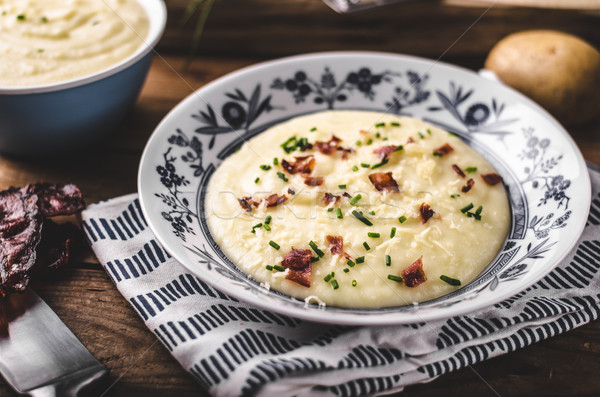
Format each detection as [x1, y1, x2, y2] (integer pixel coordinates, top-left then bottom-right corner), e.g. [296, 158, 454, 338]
[2, 1, 600, 395]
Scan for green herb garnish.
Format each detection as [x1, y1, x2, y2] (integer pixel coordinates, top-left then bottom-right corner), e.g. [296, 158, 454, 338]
[273, 157, 279, 166]
[385, 255, 391, 267]
[352, 210, 373, 226]
[371, 159, 389, 169]
[352, 280, 357, 287]
[347, 259, 355, 267]
[367, 232, 380, 238]
[266, 265, 273, 271]
[260, 164, 271, 171]
[450, 194, 460, 199]
[356, 140, 362, 147]
[309, 240, 325, 257]
[269, 240, 280, 250]
[390, 227, 396, 238]
[366, 138, 373, 145]
[465, 167, 478, 174]
[461, 203, 474, 213]
[363, 241, 371, 251]
[375, 122, 386, 128]
[361, 163, 370, 168]
[440, 275, 461, 286]
[254, 177, 260, 184]
[265, 215, 272, 224]
[310, 127, 317, 132]
[263, 223, 271, 231]
[390, 122, 401, 127]
[399, 216, 407, 224]
[277, 172, 288, 182]
[251, 223, 263, 233]
[328, 207, 334, 212]
[394, 145, 403, 152]
[349, 194, 362, 206]
[338, 184, 346, 189]
[388, 274, 403, 282]
[335, 207, 343, 219]
[352, 165, 359, 172]
[16, 14, 25, 20]
[418, 132, 425, 139]
[331, 280, 339, 290]
[273, 265, 285, 272]
[343, 268, 350, 273]
[356, 256, 365, 264]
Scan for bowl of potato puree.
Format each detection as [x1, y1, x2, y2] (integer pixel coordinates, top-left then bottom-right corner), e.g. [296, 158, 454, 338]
[138, 52, 590, 325]
[0, 0, 167, 155]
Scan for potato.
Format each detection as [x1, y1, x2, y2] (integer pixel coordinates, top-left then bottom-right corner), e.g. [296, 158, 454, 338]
[485, 30, 600, 126]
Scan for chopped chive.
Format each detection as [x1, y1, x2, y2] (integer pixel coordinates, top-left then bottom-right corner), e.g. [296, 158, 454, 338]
[338, 184, 347, 189]
[310, 127, 317, 132]
[349, 194, 362, 205]
[335, 207, 343, 219]
[356, 140, 363, 146]
[352, 210, 373, 226]
[475, 205, 483, 215]
[375, 122, 386, 128]
[273, 157, 279, 166]
[390, 122, 401, 127]
[399, 216, 407, 224]
[273, 265, 285, 272]
[369, 210, 375, 215]
[37, 48, 44, 53]
[368, 232, 380, 238]
[251, 223, 263, 233]
[375, 132, 381, 138]
[352, 280, 357, 287]
[265, 215, 272, 224]
[450, 194, 460, 199]
[388, 274, 403, 282]
[263, 223, 271, 231]
[309, 241, 325, 257]
[433, 152, 443, 157]
[343, 268, 350, 273]
[465, 166, 478, 173]
[418, 132, 425, 139]
[440, 275, 461, 286]
[352, 165, 359, 172]
[277, 172, 289, 182]
[347, 259, 355, 267]
[328, 207, 334, 212]
[461, 203, 474, 213]
[266, 265, 273, 271]
[311, 256, 320, 262]
[382, 137, 389, 141]
[356, 256, 365, 264]
[324, 273, 332, 282]
[269, 240, 280, 250]
[427, 128, 432, 135]
[448, 131, 459, 137]
[385, 255, 391, 267]
[16, 14, 25, 20]
[363, 241, 371, 251]
[366, 138, 373, 145]
[394, 145, 403, 152]
[390, 227, 396, 238]
[361, 163, 370, 168]
[331, 280, 339, 290]
[41, 16, 48, 22]
[254, 177, 260, 184]
[371, 159, 389, 169]
[260, 164, 271, 171]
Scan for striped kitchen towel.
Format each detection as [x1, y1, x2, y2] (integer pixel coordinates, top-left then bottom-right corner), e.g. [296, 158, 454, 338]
[81, 167, 600, 397]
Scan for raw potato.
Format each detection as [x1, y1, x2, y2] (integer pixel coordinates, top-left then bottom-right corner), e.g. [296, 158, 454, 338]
[485, 30, 600, 126]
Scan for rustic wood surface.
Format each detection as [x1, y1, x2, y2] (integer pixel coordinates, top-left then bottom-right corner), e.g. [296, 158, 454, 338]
[1, 0, 600, 395]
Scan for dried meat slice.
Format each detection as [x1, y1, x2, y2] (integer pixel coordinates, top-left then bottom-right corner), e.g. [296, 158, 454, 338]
[26, 183, 85, 217]
[368, 172, 400, 193]
[402, 256, 427, 287]
[282, 248, 312, 287]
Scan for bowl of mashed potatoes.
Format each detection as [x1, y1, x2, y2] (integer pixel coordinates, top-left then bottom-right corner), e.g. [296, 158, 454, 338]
[138, 52, 590, 325]
[0, 0, 167, 155]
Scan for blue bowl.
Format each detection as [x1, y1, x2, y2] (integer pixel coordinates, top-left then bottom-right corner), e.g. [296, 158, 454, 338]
[0, 0, 167, 156]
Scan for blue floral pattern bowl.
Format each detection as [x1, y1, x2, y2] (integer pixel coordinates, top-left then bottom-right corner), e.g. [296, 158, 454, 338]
[138, 52, 590, 325]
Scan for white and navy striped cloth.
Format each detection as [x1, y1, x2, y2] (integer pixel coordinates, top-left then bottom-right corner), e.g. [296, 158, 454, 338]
[82, 167, 600, 397]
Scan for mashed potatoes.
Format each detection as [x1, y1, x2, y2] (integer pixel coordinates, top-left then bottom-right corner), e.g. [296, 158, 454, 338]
[0, 0, 149, 87]
[206, 111, 510, 308]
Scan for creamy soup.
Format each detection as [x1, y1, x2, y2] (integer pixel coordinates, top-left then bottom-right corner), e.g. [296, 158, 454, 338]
[0, 0, 149, 87]
[206, 111, 510, 308]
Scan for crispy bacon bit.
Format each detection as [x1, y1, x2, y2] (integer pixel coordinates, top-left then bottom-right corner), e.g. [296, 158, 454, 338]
[315, 135, 343, 155]
[360, 129, 369, 135]
[433, 143, 454, 156]
[461, 178, 475, 193]
[452, 164, 466, 178]
[265, 194, 287, 207]
[402, 256, 427, 287]
[481, 173, 504, 186]
[419, 203, 435, 224]
[336, 146, 353, 160]
[368, 172, 399, 193]
[281, 156, 315, 175]
[323, 193, 340, 205]
[238, 196, 257, 212]
[373, 145, 400, 161]
[0, 183, 85, 296]
[288, 188, 296, 195]
[406, 137, 415, 144]
[282, 249, 313, 287]
[304, 176, 324, 186]
[342, 192, 352, 198]
[326, 235, 351, 259]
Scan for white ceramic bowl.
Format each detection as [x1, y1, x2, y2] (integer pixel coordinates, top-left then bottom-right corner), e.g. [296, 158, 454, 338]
[0, 0, 167, 156]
